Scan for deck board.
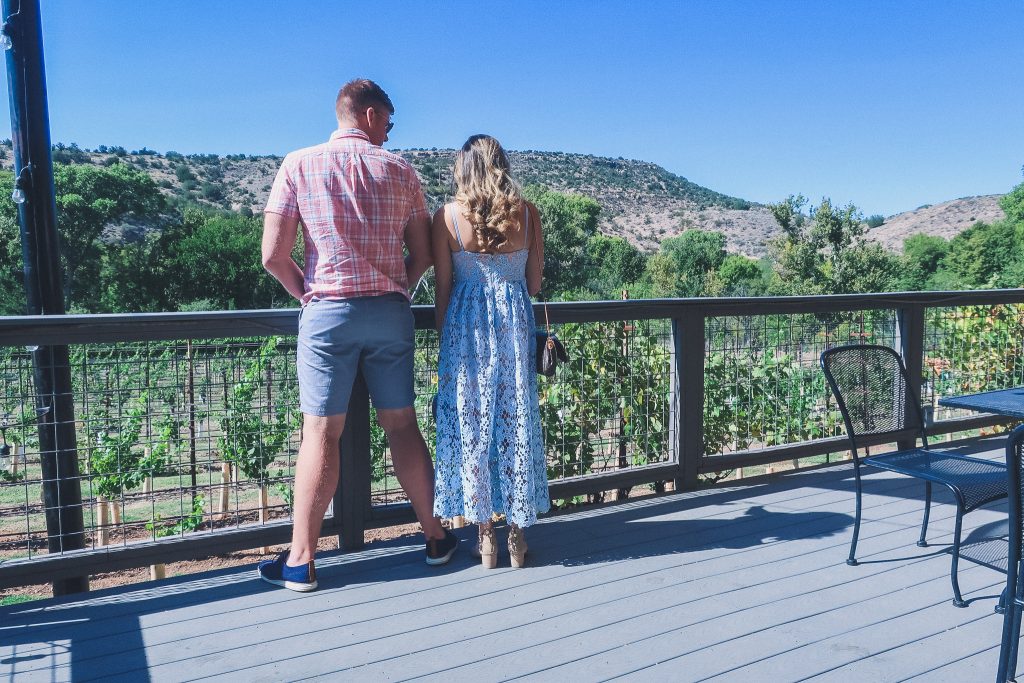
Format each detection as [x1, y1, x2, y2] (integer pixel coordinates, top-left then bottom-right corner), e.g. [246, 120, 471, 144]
[1, 437, 1019, 682]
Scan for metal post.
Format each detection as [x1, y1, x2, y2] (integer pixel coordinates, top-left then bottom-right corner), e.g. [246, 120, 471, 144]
[335, 372, 370, 551]
[897, 304, 926, 449]
[673, 309, 705, 490]
[2, 0, 87, 594]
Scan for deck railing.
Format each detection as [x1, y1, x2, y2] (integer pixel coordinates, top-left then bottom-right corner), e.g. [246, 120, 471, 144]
[2, 289, 1024, 589]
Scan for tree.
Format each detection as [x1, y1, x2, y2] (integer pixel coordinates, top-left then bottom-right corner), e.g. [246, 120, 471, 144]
[585, 235, 647, 298]
[941, 220, 1017, 288]
[899, 233, 950, 291]
[0, 172, 25, 314]
[766, 196, 895, 294]
[53, 163, 165, 309]
[1001, 180, 1024, 226]
[715, 254, 769, 296]
[646, 230, 727, 297]
[522, 186, 600, 297]
[160, 209, 286, 310]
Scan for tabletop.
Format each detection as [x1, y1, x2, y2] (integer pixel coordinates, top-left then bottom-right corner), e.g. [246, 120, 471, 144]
[938, 386, 1024, 419]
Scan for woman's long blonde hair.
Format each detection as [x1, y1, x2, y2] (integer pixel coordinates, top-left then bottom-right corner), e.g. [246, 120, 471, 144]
[454, 134, 523, 254]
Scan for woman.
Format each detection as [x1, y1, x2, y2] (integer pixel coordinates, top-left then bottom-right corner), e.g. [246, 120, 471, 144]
[432, 134, 550, 568]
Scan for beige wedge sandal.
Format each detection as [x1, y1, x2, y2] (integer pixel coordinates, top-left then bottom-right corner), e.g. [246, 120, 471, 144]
[508, 525, 527, 569]
[477, 526, 498, 569]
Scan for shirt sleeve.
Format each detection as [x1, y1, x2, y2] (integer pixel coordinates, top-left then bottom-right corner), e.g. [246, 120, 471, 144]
[406, 166, 429, 222]
[264, 157, 300, 218]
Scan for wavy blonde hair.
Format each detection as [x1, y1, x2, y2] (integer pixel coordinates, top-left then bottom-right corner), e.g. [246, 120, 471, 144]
[454, 134, 523, 254]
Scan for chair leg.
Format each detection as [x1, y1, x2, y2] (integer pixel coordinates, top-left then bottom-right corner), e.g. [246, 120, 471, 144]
[999, 585, 1009, 615]
[1009, 601, 1024, 682]
[950, 507, 967, 608]
[917, 481, 932, 547]
[1008, 563, 1024, 682]
[847, 484, 862, 566]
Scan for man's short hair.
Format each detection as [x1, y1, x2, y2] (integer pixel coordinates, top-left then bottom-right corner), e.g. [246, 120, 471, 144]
[336, 79, 394, 122]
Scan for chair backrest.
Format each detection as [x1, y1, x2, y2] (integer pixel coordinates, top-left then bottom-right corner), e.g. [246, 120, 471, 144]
[820, 344, 927, 454]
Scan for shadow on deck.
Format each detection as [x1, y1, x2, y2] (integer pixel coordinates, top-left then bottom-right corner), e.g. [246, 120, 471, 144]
[0, 438, 1015, 682]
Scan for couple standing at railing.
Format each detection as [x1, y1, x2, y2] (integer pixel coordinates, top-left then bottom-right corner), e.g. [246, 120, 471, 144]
[257, 79, 550, 591]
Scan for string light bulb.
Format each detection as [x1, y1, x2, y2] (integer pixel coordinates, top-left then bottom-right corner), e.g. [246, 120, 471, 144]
[12, 166, 30, 204]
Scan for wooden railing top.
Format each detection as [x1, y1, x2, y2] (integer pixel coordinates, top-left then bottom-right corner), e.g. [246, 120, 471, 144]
[0, 289, 1023, 345]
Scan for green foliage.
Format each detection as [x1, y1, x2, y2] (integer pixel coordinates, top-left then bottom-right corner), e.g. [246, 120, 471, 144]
[941, 220, 1020, 288]
[865, 214, 885, 229]
[52, 163, 165, 307]
[585, 235, 647, 297]
[646, 230, 726, 297]
[522, 186, 601, 295]
[767, 194, 807, 239]
[713, 255, 770, 296]
[159, 209, 286, 310]
[88, 391, 169, 499]
[539, 320, 670, 481]
[1000, 181, 1024, 225]
[0, 187, 25, 315]
[767, 196, 899, 296]
[218, 338, 297, 483]
[148, 493, 205, 538]
[900, 233, 949, 291]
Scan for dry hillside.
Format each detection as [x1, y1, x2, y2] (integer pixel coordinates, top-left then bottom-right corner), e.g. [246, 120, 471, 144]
[864, 195, 1006, 251]
[2, 142, 1007, 257]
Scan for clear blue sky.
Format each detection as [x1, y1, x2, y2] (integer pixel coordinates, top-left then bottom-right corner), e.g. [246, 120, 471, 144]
[2, 0, 1021, 217]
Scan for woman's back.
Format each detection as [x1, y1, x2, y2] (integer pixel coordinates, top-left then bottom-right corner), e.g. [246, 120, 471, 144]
[447, 202, 532, 287]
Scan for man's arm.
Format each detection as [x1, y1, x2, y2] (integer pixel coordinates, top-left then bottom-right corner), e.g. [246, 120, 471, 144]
[261, 212, 305, 302]
[404, 211, 433, 287]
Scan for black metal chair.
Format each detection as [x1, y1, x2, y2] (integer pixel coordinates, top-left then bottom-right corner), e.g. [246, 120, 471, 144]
[821, 344, 1008, 607]
[997, 425, 1024, 682]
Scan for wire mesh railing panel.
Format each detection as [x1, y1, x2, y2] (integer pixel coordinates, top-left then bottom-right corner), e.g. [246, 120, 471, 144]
[368, 328, 441, 506]
[703, 310, 898, 463]
[541, 318, 675, 481]
[924, 303, 1024, 423]
[0, 337, 301, 563]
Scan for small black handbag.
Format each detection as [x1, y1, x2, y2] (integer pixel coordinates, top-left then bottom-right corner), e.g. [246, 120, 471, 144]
[536, 298, 568, 376]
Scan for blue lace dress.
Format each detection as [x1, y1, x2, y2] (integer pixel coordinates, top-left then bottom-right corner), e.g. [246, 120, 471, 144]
[433, 205, 550, 527]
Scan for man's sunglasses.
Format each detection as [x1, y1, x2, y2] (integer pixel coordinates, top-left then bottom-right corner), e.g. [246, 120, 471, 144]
[386, 120, 395, 133]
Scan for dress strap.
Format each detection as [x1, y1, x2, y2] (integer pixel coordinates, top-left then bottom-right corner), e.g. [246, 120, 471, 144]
[449, 205, 466, 251]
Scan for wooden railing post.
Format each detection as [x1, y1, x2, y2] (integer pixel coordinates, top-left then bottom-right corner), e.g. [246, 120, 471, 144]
[336, 372, 371, 551]
[897, 304, 927, 450]
[673, 309, 705, 491]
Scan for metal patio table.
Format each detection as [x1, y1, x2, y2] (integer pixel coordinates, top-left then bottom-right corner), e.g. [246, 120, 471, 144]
[939, 387, 1024, 420]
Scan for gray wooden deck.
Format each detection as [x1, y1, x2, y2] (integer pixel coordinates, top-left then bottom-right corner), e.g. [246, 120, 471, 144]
[1, 437, 1017, 682]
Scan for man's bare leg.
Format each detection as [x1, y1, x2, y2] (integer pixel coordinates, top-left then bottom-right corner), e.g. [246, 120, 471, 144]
[376, 406, 445, 540]
[287, 413, 346, 565]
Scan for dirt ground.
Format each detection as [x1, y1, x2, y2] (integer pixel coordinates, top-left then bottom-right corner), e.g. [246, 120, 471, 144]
[1, 522, 424, 602]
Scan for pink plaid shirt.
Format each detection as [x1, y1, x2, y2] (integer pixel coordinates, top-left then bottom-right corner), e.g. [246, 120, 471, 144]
[265, 128, 428, 304]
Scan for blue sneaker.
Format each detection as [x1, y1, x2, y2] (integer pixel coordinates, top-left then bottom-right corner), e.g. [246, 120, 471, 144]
[257, 550, 318, 592]
[425, 529, 459, 566]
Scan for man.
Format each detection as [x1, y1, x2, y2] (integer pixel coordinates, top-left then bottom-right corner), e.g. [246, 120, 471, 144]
[258, 79, 457, 592]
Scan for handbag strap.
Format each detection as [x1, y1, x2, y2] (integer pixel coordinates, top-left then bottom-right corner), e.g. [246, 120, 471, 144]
[540, 293, 551, 336]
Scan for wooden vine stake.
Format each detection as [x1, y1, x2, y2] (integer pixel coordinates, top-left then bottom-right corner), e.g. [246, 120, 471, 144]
[97, 495, 109, 546]
[258, 484, 269, 553]
[218, 462, 231, 520]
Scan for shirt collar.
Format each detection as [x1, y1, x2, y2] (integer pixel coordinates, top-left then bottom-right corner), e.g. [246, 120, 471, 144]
[330, 128, 371, 143]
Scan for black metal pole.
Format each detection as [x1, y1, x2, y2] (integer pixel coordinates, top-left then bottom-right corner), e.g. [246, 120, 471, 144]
[3, 0, 88, 594]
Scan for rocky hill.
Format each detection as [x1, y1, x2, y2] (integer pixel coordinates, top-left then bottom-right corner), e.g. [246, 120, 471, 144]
[864, 195, 1006, 250]
[0, 142, 1007, 257]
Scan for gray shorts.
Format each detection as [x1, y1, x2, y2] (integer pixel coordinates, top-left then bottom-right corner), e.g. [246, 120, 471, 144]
[297, 293, 415, 416]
